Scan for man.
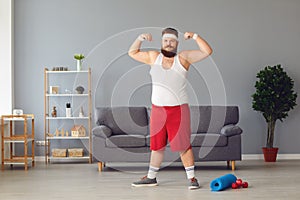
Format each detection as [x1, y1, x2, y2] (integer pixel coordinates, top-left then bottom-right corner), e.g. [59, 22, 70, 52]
[128, 27, 212, 190]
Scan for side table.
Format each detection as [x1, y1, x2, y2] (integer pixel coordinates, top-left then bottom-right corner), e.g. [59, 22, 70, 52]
[1, 114, 35, 170]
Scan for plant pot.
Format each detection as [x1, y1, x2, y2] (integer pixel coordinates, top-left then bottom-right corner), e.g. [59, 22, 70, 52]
[76, 60, 82, 71]
[262, 147, 279, 162]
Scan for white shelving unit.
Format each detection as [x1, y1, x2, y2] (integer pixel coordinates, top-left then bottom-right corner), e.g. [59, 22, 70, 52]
[44, 68, 92, 164]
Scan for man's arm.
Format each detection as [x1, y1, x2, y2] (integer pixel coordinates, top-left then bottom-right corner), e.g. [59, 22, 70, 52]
[180, 32, 213, 65]
[128, 33, 157, 65]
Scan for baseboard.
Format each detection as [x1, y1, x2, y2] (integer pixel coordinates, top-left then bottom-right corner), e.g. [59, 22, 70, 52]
[35, 154, 300, 163]
[242, 154, 300, 160]
[35, 156, 46, 162]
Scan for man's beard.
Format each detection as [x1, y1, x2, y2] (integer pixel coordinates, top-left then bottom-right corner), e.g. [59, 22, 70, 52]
[161, 47, 177, 58]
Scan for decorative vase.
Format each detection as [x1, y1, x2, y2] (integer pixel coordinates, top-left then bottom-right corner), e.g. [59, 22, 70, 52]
[262, 147, 279, 162]
[79, 106, 84, 117]
[66, 102, 72, 117]
[76, 60, 82, 71]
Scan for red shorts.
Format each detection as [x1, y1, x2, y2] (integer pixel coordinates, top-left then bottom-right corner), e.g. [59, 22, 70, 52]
[150, 104, 192, 152]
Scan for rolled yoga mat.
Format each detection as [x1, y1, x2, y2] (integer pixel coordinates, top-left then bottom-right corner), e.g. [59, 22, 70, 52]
[210, 174, 237, 191]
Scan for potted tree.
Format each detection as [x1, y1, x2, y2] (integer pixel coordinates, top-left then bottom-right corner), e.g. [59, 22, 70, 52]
[252, 64, 297, 162]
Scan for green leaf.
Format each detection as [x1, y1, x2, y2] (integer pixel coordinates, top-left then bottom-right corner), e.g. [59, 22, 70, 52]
[74, 54, 85, 60]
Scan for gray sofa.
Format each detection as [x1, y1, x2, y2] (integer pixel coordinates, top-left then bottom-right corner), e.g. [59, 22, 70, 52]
[92, 106, 243, 171]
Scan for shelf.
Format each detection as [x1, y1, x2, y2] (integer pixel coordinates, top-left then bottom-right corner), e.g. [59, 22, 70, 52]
[3, 118, 26, 121]
[4, 138, 34, 143]
[46, 94, 88, 97]
[47, 136, 89, 140]
[46, 70, 89, 74]
[3, 117, 34, 121]
[4, 158, 33, 165]
[3, 134, 33, 139]
[46, 117, 89, 120]
[49, 156, 90, 161]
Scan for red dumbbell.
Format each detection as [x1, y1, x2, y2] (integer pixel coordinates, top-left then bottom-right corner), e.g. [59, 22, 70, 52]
[231, 182, 239, 189]
[232, 178, 249, 189]
[242, 182, 248, 188]
[236, 179, 243, 187]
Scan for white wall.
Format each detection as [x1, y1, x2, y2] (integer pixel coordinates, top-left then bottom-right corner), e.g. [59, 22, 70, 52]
[0, 0, 13, 115]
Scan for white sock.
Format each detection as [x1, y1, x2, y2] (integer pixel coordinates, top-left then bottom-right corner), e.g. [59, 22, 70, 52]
[185, 166, 195, 179]
[147, 165, 159, 179]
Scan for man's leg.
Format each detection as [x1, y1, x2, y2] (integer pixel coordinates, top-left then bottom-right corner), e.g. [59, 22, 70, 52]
[180, 148, 200, 189]
[147, 150, 164, 178]
[132, 104, 167, 187]
[180, 148, 194, 168]
[180, 148, 195, 179]
[146, 104, 167, 179]
[166, 104, 199, 189]
[131, 150, 164, 187]
[150, 150, 164, 168]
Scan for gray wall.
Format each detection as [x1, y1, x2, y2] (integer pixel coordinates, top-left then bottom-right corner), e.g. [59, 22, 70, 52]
[14, 0, 300, 156]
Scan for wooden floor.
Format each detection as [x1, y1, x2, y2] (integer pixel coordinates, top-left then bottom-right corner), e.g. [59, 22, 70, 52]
[0, 160, 299, 200]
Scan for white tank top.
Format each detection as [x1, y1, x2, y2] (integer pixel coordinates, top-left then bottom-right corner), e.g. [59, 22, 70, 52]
[150, 53, 189, 106]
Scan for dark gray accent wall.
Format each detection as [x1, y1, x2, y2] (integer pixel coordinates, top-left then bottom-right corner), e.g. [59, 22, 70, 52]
[14, 0, 300, 155]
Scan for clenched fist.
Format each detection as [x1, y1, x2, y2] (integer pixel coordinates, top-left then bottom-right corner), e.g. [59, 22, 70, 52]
[184, 32, 195, 40]
[138, 33, 152, 41]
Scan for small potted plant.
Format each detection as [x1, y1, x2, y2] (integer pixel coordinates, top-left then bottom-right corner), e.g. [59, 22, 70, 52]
[74, 54, 85, 71]
[252, 64, 297, 162]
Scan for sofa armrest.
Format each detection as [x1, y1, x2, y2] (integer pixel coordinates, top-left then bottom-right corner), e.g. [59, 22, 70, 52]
[92, 125, 112, 138]
[220, 124, 243, 137]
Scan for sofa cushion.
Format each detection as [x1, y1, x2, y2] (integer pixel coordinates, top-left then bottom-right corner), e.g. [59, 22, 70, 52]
[95, 107, 149, 135]
[191, 133, 227, 147]
[145, 135, 171, 147]
[106, 135, 146, 148]
[146, 134, 227, 147]
[220, 124, 243, 137]
[190, 106, 239, 133]
[92, 125, 112, 138]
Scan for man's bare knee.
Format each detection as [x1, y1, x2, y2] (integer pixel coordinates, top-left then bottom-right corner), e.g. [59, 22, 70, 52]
[179, 149, 188, 157]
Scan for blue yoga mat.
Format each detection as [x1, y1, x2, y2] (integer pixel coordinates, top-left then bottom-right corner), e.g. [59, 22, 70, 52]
[210, 174, 237, 191]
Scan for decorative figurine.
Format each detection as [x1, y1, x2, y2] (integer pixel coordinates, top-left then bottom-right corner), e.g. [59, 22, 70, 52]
[61, 128, 65, 137]
[55, 128, 59, 137]
[75, 86, 85, 94]
[51, 106, 57, 117]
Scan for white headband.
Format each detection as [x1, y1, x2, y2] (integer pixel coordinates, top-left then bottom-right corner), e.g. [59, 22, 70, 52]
[162, 33, 178, 40]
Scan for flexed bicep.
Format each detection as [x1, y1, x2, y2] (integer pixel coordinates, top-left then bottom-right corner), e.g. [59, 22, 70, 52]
[181, 50, 211, 64]
[181, 32, 213, 64]
[128, 33, 155, 65]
